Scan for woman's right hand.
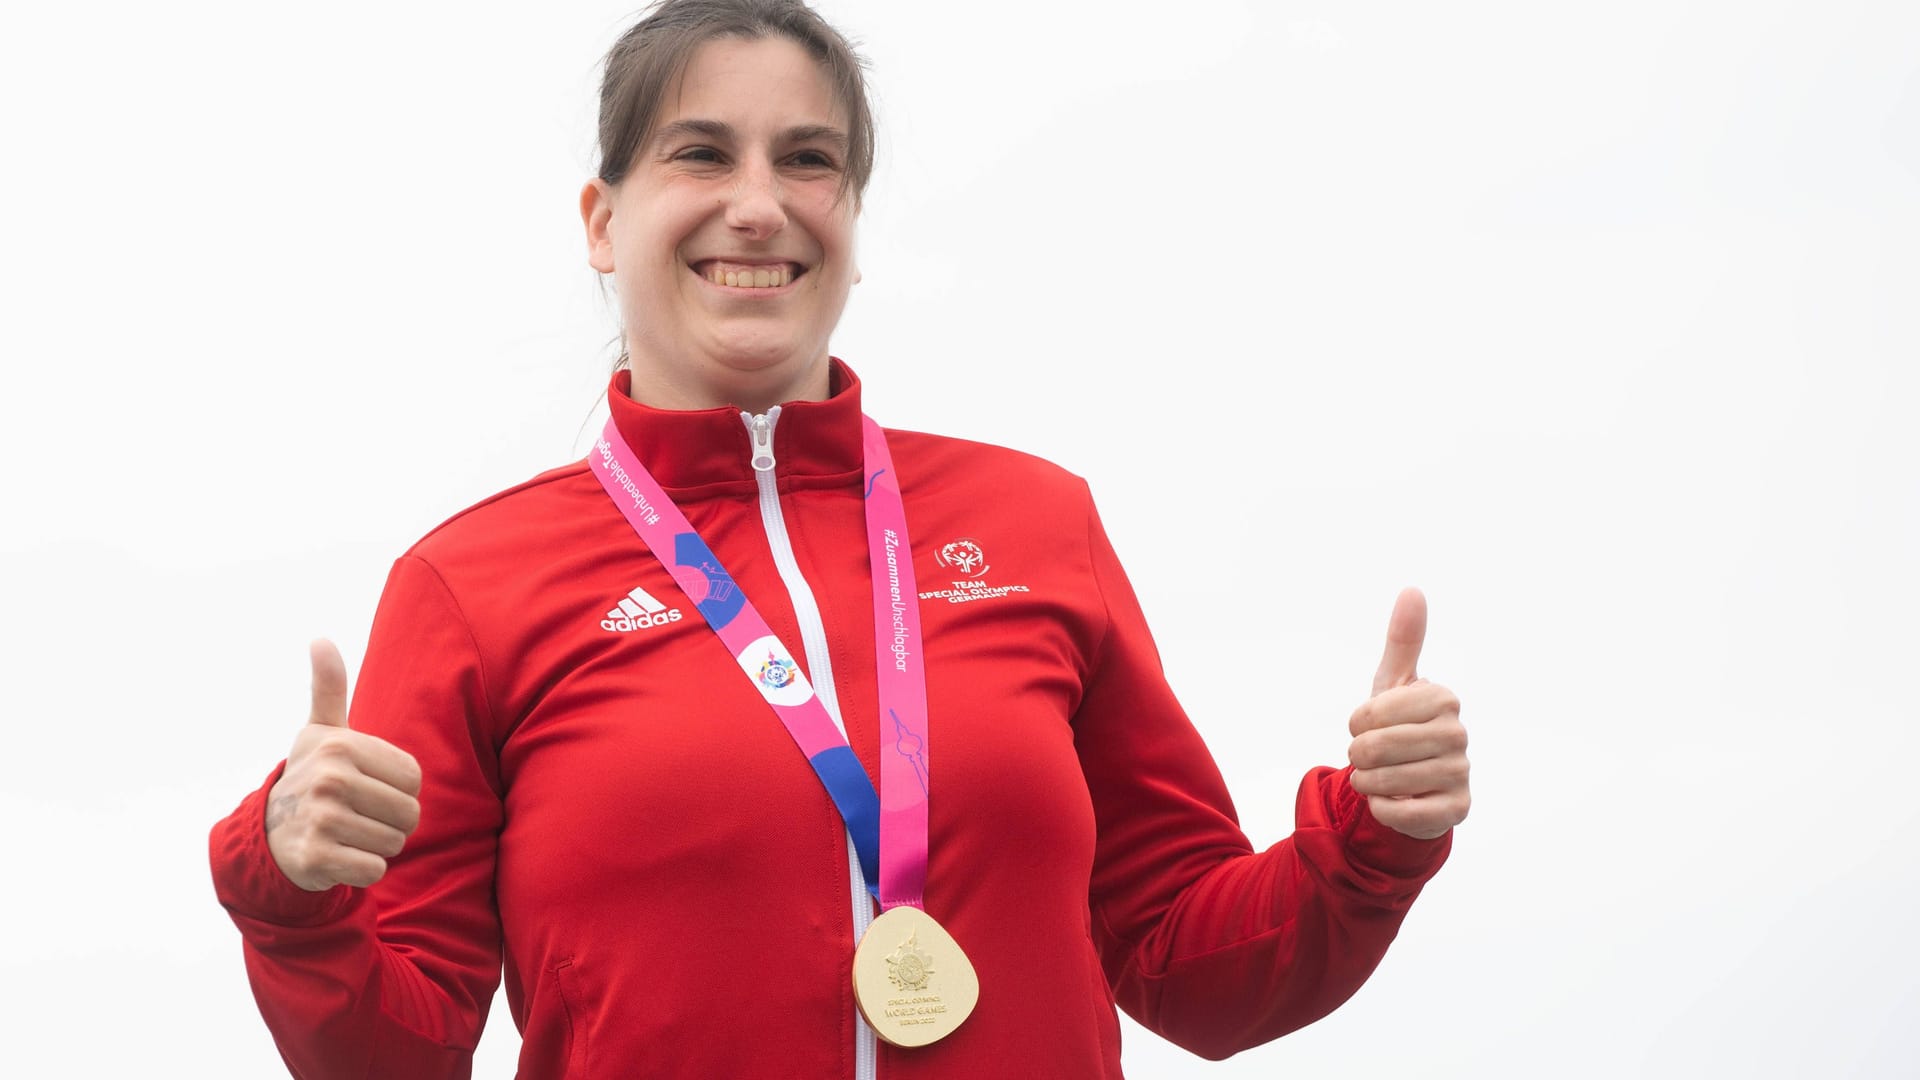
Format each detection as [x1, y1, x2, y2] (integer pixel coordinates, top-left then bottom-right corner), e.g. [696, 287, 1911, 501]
[264, 640, 424, 892]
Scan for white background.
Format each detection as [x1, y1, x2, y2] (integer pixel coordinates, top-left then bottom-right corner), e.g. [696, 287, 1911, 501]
[2, 0, 1915, 1076]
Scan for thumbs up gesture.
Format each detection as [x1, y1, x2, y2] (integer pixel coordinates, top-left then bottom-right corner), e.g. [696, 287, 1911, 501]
[1346, 589, 1470, 841]
[264, 640, 424, 891]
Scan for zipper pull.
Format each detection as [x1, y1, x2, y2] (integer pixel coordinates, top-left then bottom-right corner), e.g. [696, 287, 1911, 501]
[744, 406, 782, 473]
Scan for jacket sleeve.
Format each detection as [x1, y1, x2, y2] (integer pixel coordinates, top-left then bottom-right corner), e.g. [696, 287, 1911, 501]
[1073, 494, 1450, 1060]
[209, 555, 506, 1080]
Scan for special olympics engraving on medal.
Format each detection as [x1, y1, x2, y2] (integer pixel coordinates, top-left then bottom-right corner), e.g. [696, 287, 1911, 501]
[886, 930, 935, 992]
[853, 906, 979, 1047]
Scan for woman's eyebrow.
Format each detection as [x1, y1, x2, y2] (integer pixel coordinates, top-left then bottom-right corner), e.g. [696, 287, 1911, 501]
[653, 118, 733, 147]
[783, 124, 849, 150]
[652, 119, 848, 150]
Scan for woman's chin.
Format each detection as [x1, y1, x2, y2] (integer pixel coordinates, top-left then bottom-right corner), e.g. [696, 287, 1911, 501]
[627, 331, 831, 409]
[697, 334, 827, 379]
[706, 345, 803, 375]
[688, 339, 830, 407]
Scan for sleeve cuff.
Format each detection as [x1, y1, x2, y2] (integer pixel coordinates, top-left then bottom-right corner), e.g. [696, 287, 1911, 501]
[208, 762, 358, 927]
[1327, 764, 1452, 880]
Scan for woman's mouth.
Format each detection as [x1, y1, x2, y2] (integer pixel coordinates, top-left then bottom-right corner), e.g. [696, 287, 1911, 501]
[690, 260, 805, 289]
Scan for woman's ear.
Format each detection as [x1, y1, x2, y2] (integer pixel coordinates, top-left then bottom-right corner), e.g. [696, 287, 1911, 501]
[581, 179, 616, 274]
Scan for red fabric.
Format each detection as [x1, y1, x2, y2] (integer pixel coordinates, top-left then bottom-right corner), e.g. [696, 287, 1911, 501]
[210, 361, 1450, 1079]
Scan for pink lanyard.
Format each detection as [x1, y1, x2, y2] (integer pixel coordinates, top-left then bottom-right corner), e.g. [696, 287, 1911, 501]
[589, 414, 931, 913]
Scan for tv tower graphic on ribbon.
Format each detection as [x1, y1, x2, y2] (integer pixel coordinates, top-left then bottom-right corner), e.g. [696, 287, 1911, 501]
[890, 709, 929, 796]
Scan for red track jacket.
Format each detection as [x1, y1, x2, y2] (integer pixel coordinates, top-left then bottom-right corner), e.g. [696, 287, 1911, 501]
[211, 362, 1451, 1078]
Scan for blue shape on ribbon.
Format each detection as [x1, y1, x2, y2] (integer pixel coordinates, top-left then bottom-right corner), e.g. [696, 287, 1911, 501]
[809, 745, 881, 900]
[864, 468, 887, 499]
[674, 532, 745, 630]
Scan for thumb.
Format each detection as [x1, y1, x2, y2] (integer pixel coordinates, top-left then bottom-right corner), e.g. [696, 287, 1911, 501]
[1370, 587, 1427, 696]
[308, 638, 350, 728]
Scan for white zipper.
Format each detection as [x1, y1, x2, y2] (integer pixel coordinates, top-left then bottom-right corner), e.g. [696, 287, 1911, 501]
[744, 408, 879, 1080]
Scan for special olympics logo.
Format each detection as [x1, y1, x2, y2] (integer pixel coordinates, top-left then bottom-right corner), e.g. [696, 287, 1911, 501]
[935, 538, 988, 578]
[758, 652, 796, 689]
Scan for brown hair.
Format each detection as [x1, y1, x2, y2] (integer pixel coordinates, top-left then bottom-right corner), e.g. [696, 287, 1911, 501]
[595, 0, 876, 202]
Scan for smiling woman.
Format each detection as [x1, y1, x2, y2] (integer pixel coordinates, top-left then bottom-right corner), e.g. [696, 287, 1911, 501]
[208, 2, 1468, 1078]
[582, 25, 867, 413]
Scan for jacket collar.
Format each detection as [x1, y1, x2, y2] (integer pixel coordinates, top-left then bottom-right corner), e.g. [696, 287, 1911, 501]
[606, 357, 866, 491]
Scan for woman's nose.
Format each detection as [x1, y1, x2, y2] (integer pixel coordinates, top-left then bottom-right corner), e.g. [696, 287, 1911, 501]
[725, 160, 787, 239]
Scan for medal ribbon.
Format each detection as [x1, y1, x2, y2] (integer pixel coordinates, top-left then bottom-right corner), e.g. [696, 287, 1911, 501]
[589, 415, 931, 912]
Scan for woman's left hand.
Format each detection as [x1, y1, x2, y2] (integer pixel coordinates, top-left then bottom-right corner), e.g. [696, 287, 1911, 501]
[1346, 588, 1471, 841]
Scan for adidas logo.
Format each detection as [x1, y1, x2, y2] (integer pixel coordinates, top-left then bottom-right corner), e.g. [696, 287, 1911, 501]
[601, 585, 684, 632]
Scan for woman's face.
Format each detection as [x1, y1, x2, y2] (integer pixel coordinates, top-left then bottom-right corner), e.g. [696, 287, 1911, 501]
[583, 36, 858, 411]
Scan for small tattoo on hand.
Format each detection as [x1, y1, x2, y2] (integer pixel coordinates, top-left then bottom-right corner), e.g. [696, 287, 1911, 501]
[265, 793, 298, 833]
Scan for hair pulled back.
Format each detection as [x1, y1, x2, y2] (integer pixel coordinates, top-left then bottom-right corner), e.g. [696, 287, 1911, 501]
[596, 0, 876, 202]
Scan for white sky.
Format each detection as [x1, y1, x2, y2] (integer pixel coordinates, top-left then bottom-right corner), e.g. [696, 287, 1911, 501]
[2, 1, 1916, 1076]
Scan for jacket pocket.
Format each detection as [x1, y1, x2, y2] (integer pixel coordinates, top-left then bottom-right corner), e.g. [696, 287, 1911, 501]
[554, 957, 591, 1078]
[1083, 940, 1121, 1077]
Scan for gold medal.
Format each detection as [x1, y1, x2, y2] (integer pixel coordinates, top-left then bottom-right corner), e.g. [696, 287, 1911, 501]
[851, 905, 979, 1047]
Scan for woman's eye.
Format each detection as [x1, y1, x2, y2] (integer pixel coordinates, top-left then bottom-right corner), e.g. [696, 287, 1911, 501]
[675, 147, 723, 163]
[788, 150, 836, 168]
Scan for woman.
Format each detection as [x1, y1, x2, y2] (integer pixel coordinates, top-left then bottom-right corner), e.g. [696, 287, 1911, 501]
[210, 2, 1471, 1077]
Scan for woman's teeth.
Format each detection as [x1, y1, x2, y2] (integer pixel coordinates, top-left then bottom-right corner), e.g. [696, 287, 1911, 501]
[706, 266, 793, 288]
